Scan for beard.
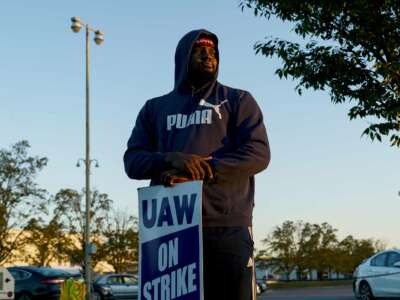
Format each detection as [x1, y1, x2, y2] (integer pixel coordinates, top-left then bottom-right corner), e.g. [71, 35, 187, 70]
[189, 65, 217, 88]
[198, 67, 216, 82]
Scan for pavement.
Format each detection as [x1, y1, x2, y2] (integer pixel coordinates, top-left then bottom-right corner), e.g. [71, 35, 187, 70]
[257, 284, 355, 300]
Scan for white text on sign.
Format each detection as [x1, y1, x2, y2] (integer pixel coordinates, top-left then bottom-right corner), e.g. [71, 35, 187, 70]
[142, 194, 196, 228]
[143, 237, 197, 300]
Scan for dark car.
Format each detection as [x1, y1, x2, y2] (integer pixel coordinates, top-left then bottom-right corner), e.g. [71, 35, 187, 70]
[256, 278, 267, 294]
[93, 274, 138, 300]
[7, 266, 81, 300]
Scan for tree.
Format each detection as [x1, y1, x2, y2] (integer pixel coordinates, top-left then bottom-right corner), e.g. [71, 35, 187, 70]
[53, 188, 113, 268]
[289, 222, 316, 279]
[262, 220, 305, 279]
[264, 221, 339, 280]
[98, 210, 139, 273]
[301, 223, 338, 279]
[262, 220, 387, 279]
[24, 216, 70, 266]
[23, 192, 73, 266]
[0, 141, 47, 263]
[335, 235, 376, 275]
[241, 0, 400, 146]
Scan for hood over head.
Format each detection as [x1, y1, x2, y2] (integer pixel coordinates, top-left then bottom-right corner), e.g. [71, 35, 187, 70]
[174, 29, 219, 91]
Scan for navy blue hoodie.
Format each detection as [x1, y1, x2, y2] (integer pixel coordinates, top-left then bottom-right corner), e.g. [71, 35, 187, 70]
[124, 29, 270, 226]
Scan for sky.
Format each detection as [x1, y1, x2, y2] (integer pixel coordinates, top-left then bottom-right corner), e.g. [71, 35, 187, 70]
[1, 1, 399, 251]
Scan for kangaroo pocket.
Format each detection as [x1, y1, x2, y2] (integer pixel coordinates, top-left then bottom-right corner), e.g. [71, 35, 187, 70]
[202, 178, 253, 218]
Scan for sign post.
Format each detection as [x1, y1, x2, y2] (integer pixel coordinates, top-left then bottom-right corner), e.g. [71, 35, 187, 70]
[138, 181, 203, 300]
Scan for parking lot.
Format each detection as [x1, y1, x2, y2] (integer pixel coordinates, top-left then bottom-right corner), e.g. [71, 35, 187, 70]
[257, 285, 355, 300]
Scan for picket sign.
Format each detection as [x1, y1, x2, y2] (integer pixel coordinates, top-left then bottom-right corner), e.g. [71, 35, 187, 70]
[59, 278, 85, 300]
[138, 181, 203, 300]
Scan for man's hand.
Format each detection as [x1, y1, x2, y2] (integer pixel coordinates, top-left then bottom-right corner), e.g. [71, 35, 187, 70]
[165, 152, 214, 181]
[160, 169, 191, 187]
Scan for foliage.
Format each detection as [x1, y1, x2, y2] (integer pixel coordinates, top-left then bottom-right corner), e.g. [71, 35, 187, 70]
[24, 215, 70, 266]
[0, 141, 47, 263]
[301, 222, 338, 279]
[262, 220, 381, 279]
[53, 188, 113, 268]
[261, 221, 304, 278]
[335, 235, 376, 275]
[0, 141, 138, 270]
[98, 210, 139, 273]
[241, 0, 400, 146]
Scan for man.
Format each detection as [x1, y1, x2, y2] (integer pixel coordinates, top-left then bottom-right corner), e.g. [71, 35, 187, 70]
[124, 29, 270, 300]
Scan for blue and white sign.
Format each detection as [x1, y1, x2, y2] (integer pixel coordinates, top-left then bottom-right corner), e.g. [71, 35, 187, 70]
[138, 181, 203, 300]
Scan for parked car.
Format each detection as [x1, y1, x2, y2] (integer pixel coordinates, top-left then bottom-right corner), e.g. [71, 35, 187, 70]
[353, 249, 400, 299]
[56, 268, 82, 278]
[93, 273, 138, 300]
[0, 267, 15, 299]
[256, 282, 261, 295]
[256, 277, 267, 294]
[7, 266, 80, 300]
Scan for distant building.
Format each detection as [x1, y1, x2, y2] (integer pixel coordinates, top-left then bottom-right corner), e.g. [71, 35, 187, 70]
[255, 255, 348, 281]
[1, 229, 124, 273]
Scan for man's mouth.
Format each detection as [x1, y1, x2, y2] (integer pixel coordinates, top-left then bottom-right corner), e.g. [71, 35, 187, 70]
[201, 62, 214, 69]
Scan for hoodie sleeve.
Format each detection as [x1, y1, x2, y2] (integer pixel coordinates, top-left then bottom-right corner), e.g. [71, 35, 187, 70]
[211, 92, 270, 181]
[123, 101, 166, 180]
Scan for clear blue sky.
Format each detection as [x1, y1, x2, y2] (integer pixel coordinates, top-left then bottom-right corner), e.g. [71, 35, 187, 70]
[1, 1, 399, 251]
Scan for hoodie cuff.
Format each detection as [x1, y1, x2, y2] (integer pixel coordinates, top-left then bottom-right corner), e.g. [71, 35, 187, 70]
[154, 152, 170, 173]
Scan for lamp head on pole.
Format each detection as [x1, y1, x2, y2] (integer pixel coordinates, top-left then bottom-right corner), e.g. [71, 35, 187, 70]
[71, 16, 82, 33]
[94, 30, 104, 45]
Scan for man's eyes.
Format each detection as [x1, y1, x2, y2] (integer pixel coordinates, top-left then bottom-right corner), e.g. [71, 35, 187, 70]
[209, 49, 216, 57]
[193, 47, 216, 57]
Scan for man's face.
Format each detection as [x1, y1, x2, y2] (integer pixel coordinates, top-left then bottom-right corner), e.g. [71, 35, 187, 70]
[189, 43, 218, 80]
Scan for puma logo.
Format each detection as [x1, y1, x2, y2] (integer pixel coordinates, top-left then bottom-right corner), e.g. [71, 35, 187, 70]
[166, 109, 212, 131]
[199, 99, 228, 119]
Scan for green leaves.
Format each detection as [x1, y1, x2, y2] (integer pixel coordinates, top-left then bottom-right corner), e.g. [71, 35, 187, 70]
[0, 141, 139, 270]
[98, 210, 138, 273]
[336, 235, 376, 275]
[262, 220, 380, 279]
[24, 216, 70, 266]
[0, 141, 48, 263]
[53, 188, 114, 267]
[242, 0, 400, 146]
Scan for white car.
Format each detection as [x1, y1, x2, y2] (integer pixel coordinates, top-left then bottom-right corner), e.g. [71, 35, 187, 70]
[0, 267, 14, 300]
[353, 249, 400, 299]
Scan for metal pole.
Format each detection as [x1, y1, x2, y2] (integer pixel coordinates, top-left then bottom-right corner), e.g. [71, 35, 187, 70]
[84, 24, 92, 300]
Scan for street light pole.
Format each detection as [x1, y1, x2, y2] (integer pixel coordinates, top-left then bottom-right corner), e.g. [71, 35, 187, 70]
[84, 23, 92, 300]
[71, 16, 104, 300]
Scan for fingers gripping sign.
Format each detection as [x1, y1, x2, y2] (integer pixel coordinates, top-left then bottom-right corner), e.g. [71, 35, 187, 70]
[160, 169, 191, 187]
[165, 152, 213, 181]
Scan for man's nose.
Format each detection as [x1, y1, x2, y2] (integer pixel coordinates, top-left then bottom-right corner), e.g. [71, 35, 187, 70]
[200, 49, 211, 59]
